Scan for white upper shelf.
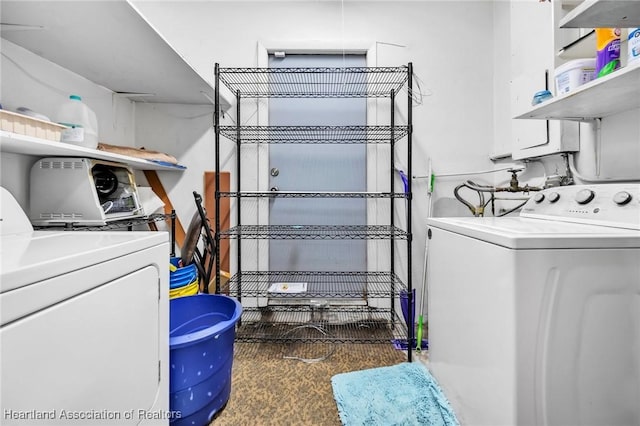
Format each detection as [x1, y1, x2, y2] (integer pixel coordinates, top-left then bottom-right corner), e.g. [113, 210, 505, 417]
[515, 62, 640, 121]
[560, 0, 640, 28]
[0, 131, 186, 171]
[0, 0, 228, 108]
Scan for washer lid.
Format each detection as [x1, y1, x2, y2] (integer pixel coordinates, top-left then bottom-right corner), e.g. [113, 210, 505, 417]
[0, 231, 167, 293]
[427, 216, 640, 249]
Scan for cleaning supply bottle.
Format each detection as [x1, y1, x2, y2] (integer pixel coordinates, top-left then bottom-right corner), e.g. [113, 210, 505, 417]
[595, 28, 621, 78]
[628, 27, 640, 66]
[56, 94, 99, 149]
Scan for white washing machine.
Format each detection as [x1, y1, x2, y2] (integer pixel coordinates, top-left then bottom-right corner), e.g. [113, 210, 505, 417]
[0, 187, 170, 425]
[426, 184, 640, 426]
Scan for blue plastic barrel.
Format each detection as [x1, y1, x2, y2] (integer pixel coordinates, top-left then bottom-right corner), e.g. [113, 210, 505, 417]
[169, 294, 242, 425]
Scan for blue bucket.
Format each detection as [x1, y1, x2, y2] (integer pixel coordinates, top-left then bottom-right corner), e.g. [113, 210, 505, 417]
[169, 294, 242, 425]
[170, 257, 197, 289]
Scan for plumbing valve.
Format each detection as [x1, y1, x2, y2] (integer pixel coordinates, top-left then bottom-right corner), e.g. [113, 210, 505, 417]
[508, 169, 521, 192]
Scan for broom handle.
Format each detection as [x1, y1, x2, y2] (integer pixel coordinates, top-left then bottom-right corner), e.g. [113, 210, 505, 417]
[417, 188, 433, 351]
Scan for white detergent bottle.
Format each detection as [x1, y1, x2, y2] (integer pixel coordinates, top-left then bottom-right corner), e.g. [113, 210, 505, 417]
[56, 94, 99, 149]
[629, 27, 640, 65]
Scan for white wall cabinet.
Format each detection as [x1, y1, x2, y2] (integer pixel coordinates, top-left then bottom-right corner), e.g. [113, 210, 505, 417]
[512, 0, 640, 181]
[509, 0, 579, 160]
[516, 0, 640, 122]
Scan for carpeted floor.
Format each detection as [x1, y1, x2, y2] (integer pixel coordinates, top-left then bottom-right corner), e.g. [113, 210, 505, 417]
[210, 342, 416, 425]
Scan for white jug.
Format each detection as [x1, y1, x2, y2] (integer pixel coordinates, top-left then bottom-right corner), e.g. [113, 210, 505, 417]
[56, 94, 99, 149]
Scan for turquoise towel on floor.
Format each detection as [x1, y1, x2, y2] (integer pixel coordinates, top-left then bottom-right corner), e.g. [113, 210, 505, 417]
[331, 362, 459, 426]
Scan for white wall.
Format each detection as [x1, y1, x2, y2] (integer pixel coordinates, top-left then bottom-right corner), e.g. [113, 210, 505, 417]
[0, 39, 137, 209]
[132, 0, 500, 313]
[133, 103, 215, 226]
[132, 0, 499, 210]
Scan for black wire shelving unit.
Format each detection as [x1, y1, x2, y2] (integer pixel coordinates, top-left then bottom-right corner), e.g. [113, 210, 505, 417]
[218, 191, 407, 199]
[226, 271, 405, 299]
[218, 125, 409, 144]
[214, 64, 414, 361]
[217, 66, 409, 98]
[219, 225, 409, 240]
[236, 306, 407, 344]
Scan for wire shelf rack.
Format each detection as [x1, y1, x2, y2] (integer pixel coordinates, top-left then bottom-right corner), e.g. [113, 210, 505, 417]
[218, 125, 409, 144]
[214, 63, 414, 359]
[218, 66, 409, 98]
[226, 271, 406, 298]
[236, 305, 407, 344]
[218, 191, 407, 199]
[218, 225, 409, 240]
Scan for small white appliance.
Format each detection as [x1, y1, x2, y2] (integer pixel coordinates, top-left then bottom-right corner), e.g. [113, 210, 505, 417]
[30, 157, 145, 226]
[0, 187, 169, 425]
[426, 184, 640, 426]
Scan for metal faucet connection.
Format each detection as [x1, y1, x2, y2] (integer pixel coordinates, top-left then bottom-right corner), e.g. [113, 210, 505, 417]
[454, 169, 543, 217]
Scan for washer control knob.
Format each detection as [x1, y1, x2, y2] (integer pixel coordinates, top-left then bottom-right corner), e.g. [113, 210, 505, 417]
[575, 189, 595, 205]
[613, 191, 632, 205]
[533, 193, 545, 203]
[548, 192, 560, 203]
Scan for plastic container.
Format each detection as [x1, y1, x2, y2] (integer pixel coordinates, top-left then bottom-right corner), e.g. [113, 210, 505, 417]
[531, 90, 553, 106]
[169, 261, 198, 298]
[169, 280, 199, 299]
[554, 58, 596, 94]
[56, 94, 99, 149]
[169, 258, 199, 298]
[169, 294, 242, 426]
[595, 28, 621, 78]
[169, 257, 198, 289]
[628, 27, 640, 66]
[0, 109, 66, 141]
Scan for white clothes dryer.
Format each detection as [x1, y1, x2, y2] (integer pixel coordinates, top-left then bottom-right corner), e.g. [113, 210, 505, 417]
[426, 184, 640, 426]
[0, 187, 170, 425]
